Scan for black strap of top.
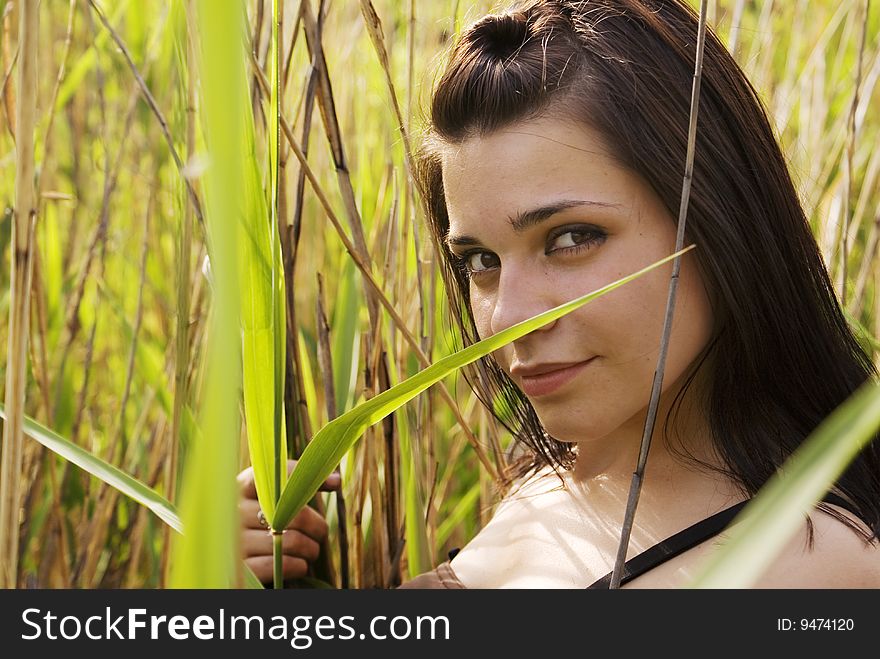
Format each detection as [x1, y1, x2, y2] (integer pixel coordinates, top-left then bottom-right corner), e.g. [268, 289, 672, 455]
[586, 492, 860, 589]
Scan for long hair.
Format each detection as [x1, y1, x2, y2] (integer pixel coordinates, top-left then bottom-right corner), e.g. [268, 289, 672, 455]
[417, 0, 880, 542]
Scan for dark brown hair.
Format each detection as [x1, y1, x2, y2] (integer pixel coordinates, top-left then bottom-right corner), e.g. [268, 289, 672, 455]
[418, 0, 880, 541]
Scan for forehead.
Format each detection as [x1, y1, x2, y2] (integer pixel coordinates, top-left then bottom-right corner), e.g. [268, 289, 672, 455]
[439, 118, 629, 231]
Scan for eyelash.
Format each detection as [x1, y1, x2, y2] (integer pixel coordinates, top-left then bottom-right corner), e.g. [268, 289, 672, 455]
[452, 226, 607, 279]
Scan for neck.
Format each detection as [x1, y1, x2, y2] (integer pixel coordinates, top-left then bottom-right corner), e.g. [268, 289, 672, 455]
[569, 367, 720, 487]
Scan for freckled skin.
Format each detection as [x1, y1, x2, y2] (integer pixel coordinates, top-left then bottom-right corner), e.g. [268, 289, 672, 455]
[442, 117, 714, 471]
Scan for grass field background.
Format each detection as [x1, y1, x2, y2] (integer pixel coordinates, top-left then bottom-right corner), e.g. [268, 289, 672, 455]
[0, 0, 877, 588]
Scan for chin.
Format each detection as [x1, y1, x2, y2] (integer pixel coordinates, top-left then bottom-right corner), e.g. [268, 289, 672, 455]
[537, 417, 607, 444]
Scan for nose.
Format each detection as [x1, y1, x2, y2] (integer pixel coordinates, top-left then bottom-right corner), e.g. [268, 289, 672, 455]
[489, 265, 558, 338]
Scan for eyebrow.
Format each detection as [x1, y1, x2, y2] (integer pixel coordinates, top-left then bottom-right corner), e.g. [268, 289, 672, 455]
[445, 199, 620, 249]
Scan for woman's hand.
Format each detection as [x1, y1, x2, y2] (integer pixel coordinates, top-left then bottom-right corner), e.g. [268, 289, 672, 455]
[237, 459, 341, 585]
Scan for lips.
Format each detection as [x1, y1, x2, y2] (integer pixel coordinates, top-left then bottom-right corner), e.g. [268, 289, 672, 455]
[511, 357, 597, 398]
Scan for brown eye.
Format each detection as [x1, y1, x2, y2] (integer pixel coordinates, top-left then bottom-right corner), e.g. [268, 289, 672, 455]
[466, 251, 499, 274]
[553, 230, 588, 249]
[547, 228, 605, 253]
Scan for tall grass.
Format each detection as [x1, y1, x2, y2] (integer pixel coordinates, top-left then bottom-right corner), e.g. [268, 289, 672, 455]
[0, 0, 38, 589]
[0, 0, 877, 588]
[167, 0, 244, 589]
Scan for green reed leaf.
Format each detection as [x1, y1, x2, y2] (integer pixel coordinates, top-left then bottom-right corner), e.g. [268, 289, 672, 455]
[0, 406, 267, 588]
[332, 260, 361, 415]
[238, 23, 287, 529]
[169, 0, 243, 589]
[0, 404, 181, 533]
[687, 377, 880, 588]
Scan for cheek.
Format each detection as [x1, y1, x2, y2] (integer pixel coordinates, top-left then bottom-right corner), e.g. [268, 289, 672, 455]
[470, 292, 495, 339]
[675, 262, 715, 355]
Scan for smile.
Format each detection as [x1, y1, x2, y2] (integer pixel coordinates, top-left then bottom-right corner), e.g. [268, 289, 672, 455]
[517, 357, 597, 398]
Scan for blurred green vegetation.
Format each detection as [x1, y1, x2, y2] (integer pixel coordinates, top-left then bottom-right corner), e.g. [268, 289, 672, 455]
[0, 0, 877, 588]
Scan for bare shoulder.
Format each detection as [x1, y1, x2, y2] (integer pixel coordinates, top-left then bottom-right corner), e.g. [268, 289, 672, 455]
[447, 464, 568, 587]
[753, 504, 880, 588]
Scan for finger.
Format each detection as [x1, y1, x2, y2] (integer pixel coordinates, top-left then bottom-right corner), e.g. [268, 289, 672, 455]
[281, 461, 342, 489]
[242, 528, 320, 564]
[237, 461, 297, 499]
[287, 505, 329, 542]
[237, 466, 257, 499]
[239, 499, 268, 530]
[239, 461, 340, 499]
[241, 496, 330, 537]
[281, 530, 321, 562]
[318, 470, 341, 491]
[241, 529, 275, 558]
[245, 555, 309, 584]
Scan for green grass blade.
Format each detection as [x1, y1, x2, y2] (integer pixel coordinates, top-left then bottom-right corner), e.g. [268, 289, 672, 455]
[297, 330, 321, 434]
[0, 404, 181, 533]
[0, 405, 266, 588]
[273, 245, 695, 529]
[237, 54, 288, 526]
[243, 565, 265, 589]
[269, 0, 284, 591]
[687, 377, 880, 588]
[169, 0, 244, 589]
[332, 260, 361, 415]
[436, 480, 481, 548]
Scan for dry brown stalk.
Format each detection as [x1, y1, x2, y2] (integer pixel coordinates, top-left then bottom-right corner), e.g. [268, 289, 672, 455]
[316, 274, 350, 588]
[298, 6, 399, 515]
[288, 8, 318, 268]
[300, 1, 372, 276]
[0, 0, 39, 589]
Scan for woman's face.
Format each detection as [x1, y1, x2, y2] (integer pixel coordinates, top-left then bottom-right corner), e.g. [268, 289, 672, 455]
[441, 117, 714, 444]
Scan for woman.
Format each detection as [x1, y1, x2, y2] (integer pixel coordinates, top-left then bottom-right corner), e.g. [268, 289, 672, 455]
[240, 0, 880, 588]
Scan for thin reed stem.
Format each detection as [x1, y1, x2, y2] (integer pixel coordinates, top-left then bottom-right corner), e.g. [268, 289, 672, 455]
[609, 0, 709, 590]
